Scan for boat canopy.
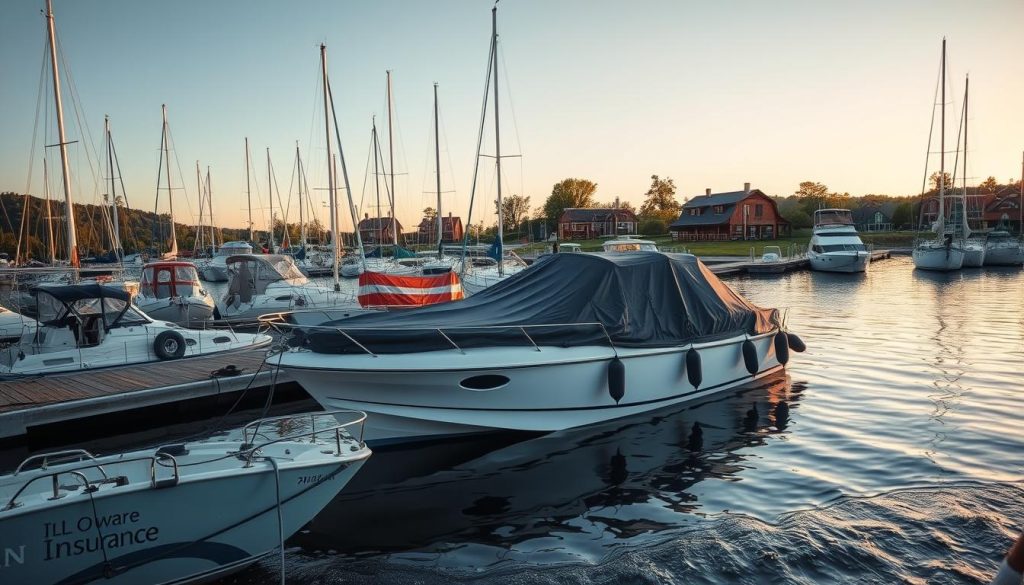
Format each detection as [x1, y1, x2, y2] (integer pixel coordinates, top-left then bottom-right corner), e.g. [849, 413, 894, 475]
[301, 252, 779, 354]
[140, 262, 201, 299]
[32, 284, 146, 329]
[215, 241, 254, 257]
[225, 255, 307, 301]
[813, 209, 854, 227]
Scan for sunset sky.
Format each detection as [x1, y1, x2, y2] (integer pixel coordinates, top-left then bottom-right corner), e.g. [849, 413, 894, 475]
[1, 0, 1022, 233]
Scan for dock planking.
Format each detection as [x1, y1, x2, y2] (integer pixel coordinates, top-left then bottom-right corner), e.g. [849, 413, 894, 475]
[0, 347, 283, 439]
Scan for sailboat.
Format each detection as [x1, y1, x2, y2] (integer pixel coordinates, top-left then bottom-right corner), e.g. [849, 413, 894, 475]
[983, 152, 1024, 265]
[201, 139, 255, 282]
[956, 76, 986, 267]
[912, 39, 965, 271]
[460, 6, 528, 295]
[154, 104, 181, 261]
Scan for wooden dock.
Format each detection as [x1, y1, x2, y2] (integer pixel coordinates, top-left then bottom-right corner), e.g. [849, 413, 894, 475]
[0, 347, 286, 440]
[708, 250, 892, 277]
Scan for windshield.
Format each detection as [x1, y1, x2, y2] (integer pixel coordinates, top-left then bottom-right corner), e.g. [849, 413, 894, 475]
[812, 244, 867, 253]
[815, 209, 854, 226]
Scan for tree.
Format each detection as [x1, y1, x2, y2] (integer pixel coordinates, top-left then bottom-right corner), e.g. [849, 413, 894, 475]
[638, 175, 681, 222]
[422, 206, 436, 222]
[929, 172, 953, 192]
[639, 218, 667, 235]
[596, 200, 636, 213]
[979, 176, 999, 193]
[542, 178, 597, 224]
[495, 194, 531, 232]
[891, 202, 913, 228]
[782, 208, 812, 229]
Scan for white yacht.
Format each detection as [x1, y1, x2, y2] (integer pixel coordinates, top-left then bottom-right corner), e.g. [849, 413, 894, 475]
[271, 252, 802, 445]
[200, 241, 253, 282]
[134, 261, 215, 326]
[0, 284, 270, 376]
[601, 235, 659, 254]
[0, 307, 36, 343]
[215, 254, 374, 324]
[984, 220, 1024, 266]
[807, 209, 871, 273]
[0, 411, 370, 585]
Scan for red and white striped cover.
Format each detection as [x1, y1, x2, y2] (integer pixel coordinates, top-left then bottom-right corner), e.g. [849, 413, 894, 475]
[357, 271, 464, 307]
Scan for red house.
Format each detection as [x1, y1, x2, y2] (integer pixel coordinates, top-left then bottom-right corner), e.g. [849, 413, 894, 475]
[416, 212, 464, 244]
[670, 184, 790, 241]
[557, 208, 638, 240]
[982, 189, 1022, 231]
[358, 214, 403, 245]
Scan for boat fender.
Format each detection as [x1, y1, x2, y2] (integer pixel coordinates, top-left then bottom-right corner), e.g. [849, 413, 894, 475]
[154, 330, 187, 360]
[787, 332, 807, 353]
[774, 332, 790, 365]
[608, 358, 625, 404]
[686, 348, 702, 389]
[742, 339, 758, 375]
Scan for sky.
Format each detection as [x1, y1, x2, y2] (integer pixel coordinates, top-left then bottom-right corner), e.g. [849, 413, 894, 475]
[1, 0, 1023, 234]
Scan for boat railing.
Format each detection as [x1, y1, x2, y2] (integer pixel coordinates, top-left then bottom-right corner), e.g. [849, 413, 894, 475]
[238, 410, 368, 464]
[259, 315, 618, 357]
[2, 453, 180, 511]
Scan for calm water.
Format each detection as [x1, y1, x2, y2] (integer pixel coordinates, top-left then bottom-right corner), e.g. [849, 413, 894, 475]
[208, 256, 1024, 584]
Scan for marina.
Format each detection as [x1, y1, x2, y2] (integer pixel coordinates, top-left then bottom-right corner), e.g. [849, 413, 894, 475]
[0, 1, 1022, 584]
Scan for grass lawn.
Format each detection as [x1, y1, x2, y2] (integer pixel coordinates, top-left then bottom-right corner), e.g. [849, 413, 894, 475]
[510, 230, 917, 257]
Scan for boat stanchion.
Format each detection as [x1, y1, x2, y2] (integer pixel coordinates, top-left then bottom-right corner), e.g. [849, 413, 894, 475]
[774, 332, 791, 365]
[686, 348, 702, 389]
[742, 338, 758, 375]
[608, 358, 625, 403]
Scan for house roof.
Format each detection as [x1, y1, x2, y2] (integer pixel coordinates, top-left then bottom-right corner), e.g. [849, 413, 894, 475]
[358, 216, 403, 230]
[851, 202, 897, 223]
[559, 208, 638, 222]
[671, 188, 787, 228]
[417, 216, 463, 229]
[681, 191, 751, 209]
[670, 205, 738, 226]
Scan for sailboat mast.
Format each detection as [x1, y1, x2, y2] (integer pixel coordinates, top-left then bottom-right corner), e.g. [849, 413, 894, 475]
[45, 0, 78, 268]
[105, 115, 121, 258]
[195, 160, 204, 253]
[938, 39, 946, 234]
[207, 167, 215, 251]
[386, 71, 398, 247]
[434, 82, 443, 257]
[245, 137, 253, 243]
[492, 6, 504, 276]
[43, 158, 56, 264]
[320, 44, 341, 289]
[963, 74, 969, 238]
[162, 105, 177, 257]
[296, 142, 306, 248]
[267, 148, 275, 252]
[372, 118, 383, 247]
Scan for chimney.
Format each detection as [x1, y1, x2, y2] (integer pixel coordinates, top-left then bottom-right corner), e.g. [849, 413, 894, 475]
[614, 196, 620, 208]
[448, 211, 453, 218]
[364, 213, 369, 220]
[705, 188, 711, 197]
[743, 182, 751, 194]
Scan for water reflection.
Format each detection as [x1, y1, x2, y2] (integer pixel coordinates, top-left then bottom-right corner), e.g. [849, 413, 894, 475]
[291, 373, 797, 561]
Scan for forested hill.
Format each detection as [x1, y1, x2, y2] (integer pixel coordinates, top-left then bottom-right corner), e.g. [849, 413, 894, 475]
[0, 191, 251, 259]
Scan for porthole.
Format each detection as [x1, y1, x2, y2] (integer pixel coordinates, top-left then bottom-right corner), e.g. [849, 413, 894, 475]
[459, 374, 510, 391]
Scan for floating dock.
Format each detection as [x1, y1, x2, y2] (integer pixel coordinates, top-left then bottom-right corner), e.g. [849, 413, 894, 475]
[0, 347, 285, 440]
[707, 250, 892, 277]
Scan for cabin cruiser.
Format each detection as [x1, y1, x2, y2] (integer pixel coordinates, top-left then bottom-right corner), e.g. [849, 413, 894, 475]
[0, 410, 370, 585]
[984, 220, 1024, 266]
[215, 254, 373, 324]
[271, 252, 802, 445]
[807, 209, 871, 273]
[601, 235, 658, 253]
[200, 241, 253, 282]
[459, 257, 528, 296]
[0, 307, 36, 343]
[134, 261, 215, 326]
[0, 284, 270, 376]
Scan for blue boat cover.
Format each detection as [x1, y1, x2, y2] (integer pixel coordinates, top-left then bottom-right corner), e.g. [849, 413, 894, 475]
[299, 252, 779, 354]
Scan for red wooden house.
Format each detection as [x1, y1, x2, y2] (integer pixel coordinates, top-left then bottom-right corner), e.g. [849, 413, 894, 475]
[557, 208, 638, 240]
[416, 212, 464, 244]
[670, 184, 790, 241]
[358, 214, 403, 245]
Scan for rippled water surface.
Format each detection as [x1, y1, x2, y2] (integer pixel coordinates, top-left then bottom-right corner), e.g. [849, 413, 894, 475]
[156, 259, 1024, 582]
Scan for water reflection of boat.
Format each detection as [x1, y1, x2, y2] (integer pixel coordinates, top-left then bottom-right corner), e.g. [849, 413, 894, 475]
[294, 374, 796, 554]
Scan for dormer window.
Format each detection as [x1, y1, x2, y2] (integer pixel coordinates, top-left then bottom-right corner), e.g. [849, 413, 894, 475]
[713, 205, 724, 214]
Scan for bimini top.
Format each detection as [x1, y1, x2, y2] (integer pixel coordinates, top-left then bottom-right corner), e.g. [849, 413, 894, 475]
[813, 209, 854, 227]
[226, 255, 306, 281]
[32, 283, 132, 304]
[300, 252, 779, 354]
[31, 283, 143, 328]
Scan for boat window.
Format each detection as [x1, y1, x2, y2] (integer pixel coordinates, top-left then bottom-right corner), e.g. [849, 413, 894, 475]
[460, 374, 510, 391]
[176, 266, 198, 282]
[156, 269, 173, 298]
[820, 244, 867, 252]
[813, 245, 823, 253]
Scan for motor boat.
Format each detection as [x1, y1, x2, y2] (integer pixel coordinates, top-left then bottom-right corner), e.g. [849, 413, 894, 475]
[271, 252, 802, 445]
[601, 235, 659, 254]
[0, 307, 36, 343]
[200, 241, 253, 282]
[0, 410, 370, 585]
[215, 255, 373, 324]
[0, 284, 270, 376]
[984, 221, 1024, 266]
[807, 209, 871, 273]
[134, 261, 215, 326]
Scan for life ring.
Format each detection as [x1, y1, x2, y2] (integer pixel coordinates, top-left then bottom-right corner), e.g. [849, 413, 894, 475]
[154, 330, 187, 360]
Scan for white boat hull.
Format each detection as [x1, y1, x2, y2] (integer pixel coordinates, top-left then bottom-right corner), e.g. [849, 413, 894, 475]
[962, 240, 986, 267]
[200, 265, 230, 282]
[280, 331, 785, 444]
[808, 251, 870, 273]
[216, 285, 362, 324]
[135, 296, 215, 326]
[912, 242, 964, 271]
[983, 240, 1024, 266]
